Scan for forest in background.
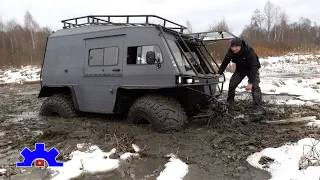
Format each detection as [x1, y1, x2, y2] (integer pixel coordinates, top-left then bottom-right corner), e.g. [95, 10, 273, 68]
[0, 11, 51, 67]
[202, 1, 320, 63]
[0, 0, 319, 67]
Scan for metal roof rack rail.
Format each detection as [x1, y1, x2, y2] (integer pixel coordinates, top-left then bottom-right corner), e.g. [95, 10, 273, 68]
[61, 15, 188, 32]
[186, 31, 238, 42]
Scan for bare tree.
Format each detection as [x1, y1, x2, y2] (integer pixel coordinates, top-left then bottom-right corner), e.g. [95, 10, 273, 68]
[24, 10, 39, 50]
[272, 5, 281, 42]
[186, 20, 193, 33]
[251, 9, 265, 29]
[6, 20, 18, 54]
[0, 17, 7, 65]
[5, 19, 22, 65]
[208, 19, 231, 32]
[249, 9, 265, 40]
[0, 17, 5, 52]
[279, 11, 288, 43]
[24, 11, 40, 64]
[0, 17, 4, 31]
[264, 0, 275, 41]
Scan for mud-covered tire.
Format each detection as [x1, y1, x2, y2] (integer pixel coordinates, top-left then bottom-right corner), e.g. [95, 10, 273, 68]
[39, 94, 77, 118]
[127, 95, 188, 133]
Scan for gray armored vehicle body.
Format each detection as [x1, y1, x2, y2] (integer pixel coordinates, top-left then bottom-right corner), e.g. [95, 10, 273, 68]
[38, 15, 236, 132]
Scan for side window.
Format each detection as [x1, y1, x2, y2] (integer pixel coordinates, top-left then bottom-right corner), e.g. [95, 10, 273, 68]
[104, 47, 118, 66]
[88, 47, 119, 66]
[89, 48, 104, 66]
[127, 45, 163, 65]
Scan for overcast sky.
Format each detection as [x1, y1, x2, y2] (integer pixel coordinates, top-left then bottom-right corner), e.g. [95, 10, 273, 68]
[0, 0, 318, 36]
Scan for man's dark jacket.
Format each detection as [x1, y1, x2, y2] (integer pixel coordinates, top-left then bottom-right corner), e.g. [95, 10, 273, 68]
[218, 40, 261, 84]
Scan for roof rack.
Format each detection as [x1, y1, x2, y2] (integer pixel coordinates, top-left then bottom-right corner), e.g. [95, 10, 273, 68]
[61, 15, 188, 32]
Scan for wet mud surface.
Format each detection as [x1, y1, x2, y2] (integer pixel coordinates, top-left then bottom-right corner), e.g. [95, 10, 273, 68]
[0, 84, 320, 180]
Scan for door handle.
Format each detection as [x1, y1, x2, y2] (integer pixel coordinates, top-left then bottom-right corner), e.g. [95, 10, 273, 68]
[112, 69, 120, 72]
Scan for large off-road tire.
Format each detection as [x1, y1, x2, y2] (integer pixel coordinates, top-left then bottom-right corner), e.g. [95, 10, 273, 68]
[127, 95, 188, 133]
[39, 94, 77, 118]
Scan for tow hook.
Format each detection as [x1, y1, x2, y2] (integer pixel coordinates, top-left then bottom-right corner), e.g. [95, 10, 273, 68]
[215, 99, 228, 113]
[206, 98, 228, 113]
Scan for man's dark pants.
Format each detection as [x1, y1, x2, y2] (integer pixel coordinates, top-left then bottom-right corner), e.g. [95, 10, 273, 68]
[227, 71, 262, 105]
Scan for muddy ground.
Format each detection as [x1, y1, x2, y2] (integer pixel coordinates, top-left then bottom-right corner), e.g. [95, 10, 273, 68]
[0, 83, 319, 180]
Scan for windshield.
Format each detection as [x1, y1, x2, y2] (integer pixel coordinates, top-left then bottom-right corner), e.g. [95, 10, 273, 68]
[165, 39, 196, 75]
[163, 38, 214, 76]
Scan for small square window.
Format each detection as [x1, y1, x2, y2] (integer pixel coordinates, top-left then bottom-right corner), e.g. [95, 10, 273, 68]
[89, 48, 104, 66]
[104, 47, 118, 65]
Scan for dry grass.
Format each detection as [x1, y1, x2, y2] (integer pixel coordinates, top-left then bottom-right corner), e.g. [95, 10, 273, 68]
[299, 137, 320, 170]
[105, 133, 135, 153]
[254, 46, 287, 57]
[261, 61, 270, 67]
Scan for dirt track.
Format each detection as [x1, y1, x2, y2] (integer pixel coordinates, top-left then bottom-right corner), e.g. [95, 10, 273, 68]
[0, 83, 320, 180]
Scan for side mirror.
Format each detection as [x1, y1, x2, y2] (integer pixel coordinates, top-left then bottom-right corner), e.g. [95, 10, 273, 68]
[146, 51, 156, 64]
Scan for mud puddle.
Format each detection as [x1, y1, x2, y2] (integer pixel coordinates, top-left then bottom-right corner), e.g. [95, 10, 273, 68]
[69, 157, 167, 180]
[0, 84, 320, 180]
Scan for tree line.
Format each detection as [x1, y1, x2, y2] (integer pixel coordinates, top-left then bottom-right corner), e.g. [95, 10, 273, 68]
[240, 0, 320, 56]
[203, 0, 320, 62]
[0, 11, 51, 67]
[1, 1, 319, 67]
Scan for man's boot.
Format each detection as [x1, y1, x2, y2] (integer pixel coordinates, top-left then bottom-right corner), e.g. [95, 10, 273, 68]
[227, 72, 245, 106]
[252, 71, 262, 106]
[252, 86, 262, 106]
[227, 96, 234, 104]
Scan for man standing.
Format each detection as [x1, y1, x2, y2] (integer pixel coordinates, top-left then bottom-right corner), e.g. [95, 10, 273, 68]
[215, 38, 262, 106]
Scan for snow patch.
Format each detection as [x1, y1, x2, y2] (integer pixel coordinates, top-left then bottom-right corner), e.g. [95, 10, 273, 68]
[0, 132, 5, 137]
[0, 66, 40, 84]
[157, 153, 189, 180]
[120, 152, 139, 160]
[132, 144, 140, 152]
[260, 53, 320, 63]
[48, 144, 138, 180]
[306, 120, 320, 129]
[275, 99, 316, 106]
[247, 138, 320, 180]
[0, 169, 7, 175]
[259, 54, 320, 74]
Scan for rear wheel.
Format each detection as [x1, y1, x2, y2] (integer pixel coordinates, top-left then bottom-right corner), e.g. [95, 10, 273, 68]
[127, 95, 188, 133]
[39, 94, 77, 118]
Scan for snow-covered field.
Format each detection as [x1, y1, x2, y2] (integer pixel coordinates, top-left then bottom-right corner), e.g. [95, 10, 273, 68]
[259, 53, 320, 74]
[0, 65, 40, 84]
[223, 72, 320, 105]
[0, 53, 320, 180]
[222, 53, 320, 105]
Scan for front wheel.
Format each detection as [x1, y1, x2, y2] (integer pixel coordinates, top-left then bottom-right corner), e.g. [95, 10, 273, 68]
[39, 94, 77, 118]
[127, 95, 188, 133]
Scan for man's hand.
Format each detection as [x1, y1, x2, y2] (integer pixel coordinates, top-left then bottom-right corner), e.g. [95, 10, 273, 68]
[214, 74, 221, 77]
[245, 84, 253, 91]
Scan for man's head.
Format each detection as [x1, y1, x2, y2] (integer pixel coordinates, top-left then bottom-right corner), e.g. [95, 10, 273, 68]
[230, 38, 242, 54]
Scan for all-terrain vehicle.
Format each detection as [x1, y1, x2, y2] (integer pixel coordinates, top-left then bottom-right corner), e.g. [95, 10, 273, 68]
[38, 15, 237, 132]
